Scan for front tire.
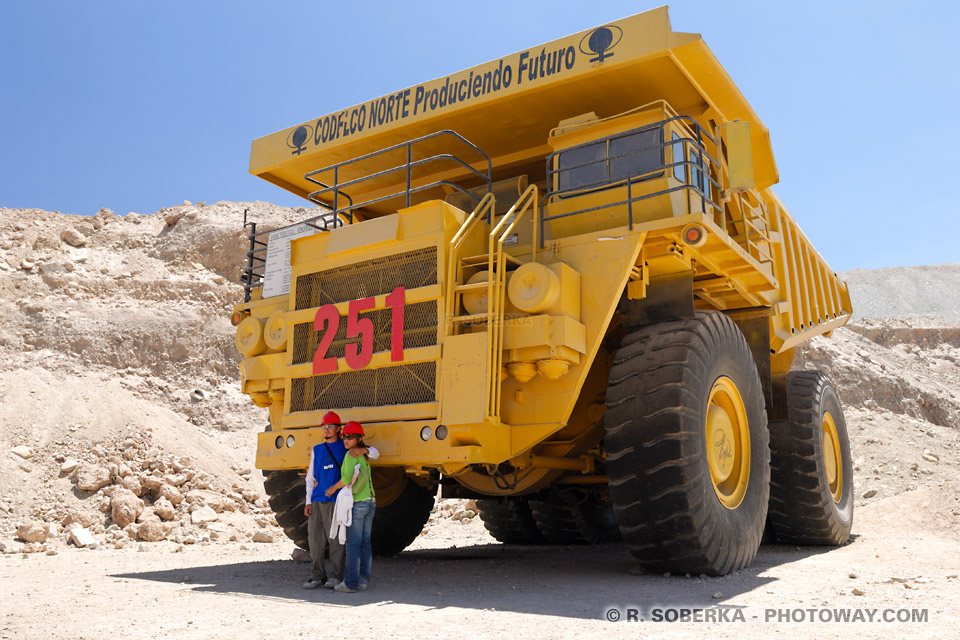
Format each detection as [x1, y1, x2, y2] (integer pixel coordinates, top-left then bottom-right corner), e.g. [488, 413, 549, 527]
[604, 311, 770, 575]
[263, 470, 309, 550]
[476, 497, 547, 544]
[768, 371, 853, 544]
[370, 475, 436, 556]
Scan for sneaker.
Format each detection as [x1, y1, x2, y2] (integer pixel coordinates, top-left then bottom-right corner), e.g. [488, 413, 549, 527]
[357, 583, 368, 591]
[334, 581, 356, 593]
[302, 579, 321, 590]
[323, 578, 338, 589]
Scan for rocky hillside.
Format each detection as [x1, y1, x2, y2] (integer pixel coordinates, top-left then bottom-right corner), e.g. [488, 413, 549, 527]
[0, 203, 957, 555]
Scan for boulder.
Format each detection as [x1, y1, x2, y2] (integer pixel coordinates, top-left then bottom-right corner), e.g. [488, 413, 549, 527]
[61, 509, 96, 528]
[17, 521, 48, 543]
[65, 524, 97, 548]
[185, 489, 230, 513]
[157, 484, 184, 505]
[153, 497, 177, 521]
[60, 228, 88, 247]
[137, 518, 166, 542]
[140, 475, 165, 493]
[110, 488, 145, 528]
[190, 506, 219, 524]
[75, 464, 113, 492]
[163, 473, 187, 487]
[121, 475, 143, 496]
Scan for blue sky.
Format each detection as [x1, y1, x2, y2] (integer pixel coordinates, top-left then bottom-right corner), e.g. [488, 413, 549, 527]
[2, 1, 957, 271]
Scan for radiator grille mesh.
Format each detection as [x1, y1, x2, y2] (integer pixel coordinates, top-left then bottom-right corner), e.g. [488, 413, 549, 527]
[290, 361, 437, 411]
[294, 247, 437, 310]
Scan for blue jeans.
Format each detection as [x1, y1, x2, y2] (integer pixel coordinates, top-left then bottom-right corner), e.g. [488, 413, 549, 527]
[344, 499, 375, 589]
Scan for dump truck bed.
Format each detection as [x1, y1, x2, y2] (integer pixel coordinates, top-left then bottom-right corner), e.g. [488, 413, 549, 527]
[249, 7, 779, 214]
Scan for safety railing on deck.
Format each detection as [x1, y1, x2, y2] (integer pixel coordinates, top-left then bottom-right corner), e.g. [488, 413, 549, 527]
[304, 130, 493, 222]
[540, 115, 722, 239]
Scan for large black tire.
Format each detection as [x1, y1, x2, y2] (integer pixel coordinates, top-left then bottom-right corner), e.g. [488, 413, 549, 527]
[371, 478, 436, 556]
[604, 311, 770, 576]
[263, 469, 309, 550]
[529, 488, 622, 545]
[476, 497, 548, 544]
[768, 371, 854, 544]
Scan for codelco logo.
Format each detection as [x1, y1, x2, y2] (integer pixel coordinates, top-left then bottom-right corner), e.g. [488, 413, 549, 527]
[580, 25, 623, 63]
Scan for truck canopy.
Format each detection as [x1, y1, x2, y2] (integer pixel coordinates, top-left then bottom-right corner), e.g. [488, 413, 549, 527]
[249, 7, 778, 217]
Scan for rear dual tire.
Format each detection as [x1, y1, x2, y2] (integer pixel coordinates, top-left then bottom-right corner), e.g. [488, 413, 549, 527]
[768, 371, 853, 545]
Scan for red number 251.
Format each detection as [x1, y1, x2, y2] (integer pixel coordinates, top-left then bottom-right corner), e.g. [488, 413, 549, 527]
[312, 286, 405, 374]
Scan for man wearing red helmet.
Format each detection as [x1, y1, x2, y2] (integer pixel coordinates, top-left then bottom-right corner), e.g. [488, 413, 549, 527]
[302, 411, 378, 590]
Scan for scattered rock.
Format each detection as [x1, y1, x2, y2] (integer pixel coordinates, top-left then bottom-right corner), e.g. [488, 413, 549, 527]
[852, 588, 865, 596]
[291, 548, 311, 563]
[252, 531, 274, 543]
[17, 521, 49, 543]
[712, 592, 723, 599]
[10, 445, 33, 459]
[165, 211, 186, 226]
[922, 450, 939, 463]
[60, 458, 80, 474]
[862, 489, 878, 499]
[60, 228, 88, 247]
[75, 464, 113, 492]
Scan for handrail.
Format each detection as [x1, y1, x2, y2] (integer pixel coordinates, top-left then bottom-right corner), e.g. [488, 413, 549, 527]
[304, 130, 492, 220]
[485, 184, 540, 416]
[445, 193, 496, 337]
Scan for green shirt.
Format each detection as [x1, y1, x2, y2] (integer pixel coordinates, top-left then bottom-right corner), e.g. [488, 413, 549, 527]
[341, 453, 375, 501]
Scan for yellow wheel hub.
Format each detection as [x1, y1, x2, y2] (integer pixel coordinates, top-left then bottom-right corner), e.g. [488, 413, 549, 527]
[706, 377, 751, 510]
[822, 412, 843, 503]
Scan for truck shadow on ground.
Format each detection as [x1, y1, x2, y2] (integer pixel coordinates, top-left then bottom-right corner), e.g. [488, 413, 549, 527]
[111, 540, 848, 620]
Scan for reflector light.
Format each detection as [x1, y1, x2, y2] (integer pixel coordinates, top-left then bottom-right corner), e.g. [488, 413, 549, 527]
[231, 311, 244, 326]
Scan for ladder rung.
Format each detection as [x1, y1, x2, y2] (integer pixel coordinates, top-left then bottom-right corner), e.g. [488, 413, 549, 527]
[455, 282, 490, 293]
[460, 253, 524, 267]
[451, 313, 490, 324]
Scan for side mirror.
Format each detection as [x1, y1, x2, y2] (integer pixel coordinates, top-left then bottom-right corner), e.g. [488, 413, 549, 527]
[724, 121, 755, 192]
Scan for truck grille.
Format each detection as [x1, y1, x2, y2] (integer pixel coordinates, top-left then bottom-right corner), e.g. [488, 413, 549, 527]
[290, 361, 437, 411]
[291, 300, 438, 365]
[294, 246, 438, 310]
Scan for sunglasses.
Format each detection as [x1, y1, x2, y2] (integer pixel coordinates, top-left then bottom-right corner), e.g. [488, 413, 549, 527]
[322, 424, 341, 428]
[343, 435, 360, 440]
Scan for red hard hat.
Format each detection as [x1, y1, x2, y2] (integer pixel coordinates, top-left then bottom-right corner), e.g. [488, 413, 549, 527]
[321, 411, 342, 426]
[342, 421, 364, 436]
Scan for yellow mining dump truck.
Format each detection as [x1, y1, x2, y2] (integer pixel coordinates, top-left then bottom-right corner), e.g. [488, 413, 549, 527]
[232, 7, 854, 575]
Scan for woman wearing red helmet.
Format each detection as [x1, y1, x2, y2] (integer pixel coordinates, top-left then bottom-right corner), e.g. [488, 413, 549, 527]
[325, 420, 376, 593]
